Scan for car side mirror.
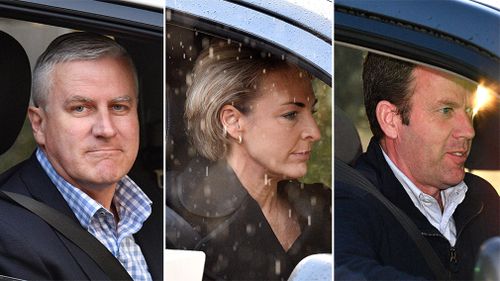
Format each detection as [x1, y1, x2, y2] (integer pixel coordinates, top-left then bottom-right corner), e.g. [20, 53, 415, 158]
[474, 236, 500, 281]
[288, 253, 332, 281]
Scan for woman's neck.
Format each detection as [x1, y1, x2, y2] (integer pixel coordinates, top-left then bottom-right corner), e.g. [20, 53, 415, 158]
[226, 150, 279, 210]
[226, 149, 301, 251]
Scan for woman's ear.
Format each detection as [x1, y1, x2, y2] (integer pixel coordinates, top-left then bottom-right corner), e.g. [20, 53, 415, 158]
[220, 104, 242, 141]
[375, 100, 400, 139]
[28, 106, 46, 146]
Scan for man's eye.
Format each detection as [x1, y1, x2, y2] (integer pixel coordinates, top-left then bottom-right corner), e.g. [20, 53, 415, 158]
[282, 111, 298, 120]
[465, 107, 473, 117]
[440, 107, 453, 115]
[112, 104, 127, 111]
[73, 106, 86, 113]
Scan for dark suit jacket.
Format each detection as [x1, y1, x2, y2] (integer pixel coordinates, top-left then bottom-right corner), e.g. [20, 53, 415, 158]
[167, 158, 331, 280]
[0, 154, 163, 280]
[334, 138, 500, 280]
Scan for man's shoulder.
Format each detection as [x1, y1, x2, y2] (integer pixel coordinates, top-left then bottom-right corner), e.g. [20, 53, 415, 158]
[0, 157, 35, 192]
[464, 172, 498, 197]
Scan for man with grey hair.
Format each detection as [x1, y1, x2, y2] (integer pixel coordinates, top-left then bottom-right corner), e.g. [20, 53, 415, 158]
[0, 32, 161, 280]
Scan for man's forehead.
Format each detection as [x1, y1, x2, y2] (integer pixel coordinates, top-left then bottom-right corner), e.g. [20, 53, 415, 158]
[413, 66, 476, 92]
[63, 94, 136, 104]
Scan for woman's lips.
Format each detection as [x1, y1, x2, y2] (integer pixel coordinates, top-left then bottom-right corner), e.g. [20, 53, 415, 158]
[291, 150, 311, 161]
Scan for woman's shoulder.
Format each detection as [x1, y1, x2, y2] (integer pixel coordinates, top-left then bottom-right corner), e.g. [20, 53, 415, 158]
[280, 180, 331, 218]
[280, 180, 331, 199]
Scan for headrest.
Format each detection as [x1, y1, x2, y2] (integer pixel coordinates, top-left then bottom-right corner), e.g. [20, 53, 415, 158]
[0, 31, 31, 155]
[466, 100, 500, 170]
[334, 105, 362, 165]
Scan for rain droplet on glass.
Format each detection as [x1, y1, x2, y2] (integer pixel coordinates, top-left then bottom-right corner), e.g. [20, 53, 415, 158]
[246, 224, 256, 236]
[311, 196, 317, 206]
[275, 260, 281, 275]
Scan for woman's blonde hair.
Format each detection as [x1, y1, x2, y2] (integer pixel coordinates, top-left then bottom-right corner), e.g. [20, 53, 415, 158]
[185, 41, 292, 161]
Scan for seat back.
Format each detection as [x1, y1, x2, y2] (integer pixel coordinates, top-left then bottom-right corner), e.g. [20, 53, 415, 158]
[334, 105, 362, 166]
[0, 31, 31, 155]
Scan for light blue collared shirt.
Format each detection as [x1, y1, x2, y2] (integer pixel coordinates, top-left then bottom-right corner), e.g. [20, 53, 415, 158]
[36, 148, 153, 281]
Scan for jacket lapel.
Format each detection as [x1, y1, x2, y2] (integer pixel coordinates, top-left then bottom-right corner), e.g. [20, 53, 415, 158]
[360, 139, 440, 234]
[14, 154, 109, 280]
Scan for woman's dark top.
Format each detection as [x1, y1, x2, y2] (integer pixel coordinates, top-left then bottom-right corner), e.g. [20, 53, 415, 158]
[167, 158, 331, 280]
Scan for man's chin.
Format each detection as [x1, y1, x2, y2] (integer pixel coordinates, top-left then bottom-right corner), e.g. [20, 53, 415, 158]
[442, 170, 466, 187]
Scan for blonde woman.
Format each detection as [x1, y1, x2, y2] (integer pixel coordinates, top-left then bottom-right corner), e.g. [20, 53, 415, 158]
[167, 42, 331, 280]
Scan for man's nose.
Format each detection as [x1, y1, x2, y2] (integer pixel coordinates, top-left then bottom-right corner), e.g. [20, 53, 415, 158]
[92, 110, 117, 138]
[454, 110, 475, 140]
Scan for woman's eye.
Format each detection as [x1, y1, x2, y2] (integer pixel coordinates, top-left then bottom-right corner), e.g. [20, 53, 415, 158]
[282, 111, 298, 120]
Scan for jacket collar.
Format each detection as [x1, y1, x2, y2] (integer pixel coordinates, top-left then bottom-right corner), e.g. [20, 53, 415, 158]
[177, 158, 249, 218]
[177, 157, 325, 222]
[16, 153, 78, 221]
[356, 137, 483, 235]
[7, 153, 162, 280]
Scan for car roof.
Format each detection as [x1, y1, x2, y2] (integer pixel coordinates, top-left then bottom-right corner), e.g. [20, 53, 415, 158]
[166, 0, 332, 81]
[336, 0, 499, 57]
[335, 0, 499, 84]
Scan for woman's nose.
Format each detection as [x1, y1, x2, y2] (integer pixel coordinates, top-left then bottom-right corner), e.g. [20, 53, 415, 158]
[302, 113, 321, 142]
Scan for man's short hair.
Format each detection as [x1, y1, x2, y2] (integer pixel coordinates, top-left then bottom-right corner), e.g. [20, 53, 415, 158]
[31, 32, 138, 109]
[363, 53, 415, 140]
[185, 41, 298, 161]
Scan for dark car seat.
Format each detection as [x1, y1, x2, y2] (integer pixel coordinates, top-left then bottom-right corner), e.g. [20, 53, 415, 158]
[0, 31, 31, 155]
[334, 105, 362, 166]
[466, 99, 500, 170]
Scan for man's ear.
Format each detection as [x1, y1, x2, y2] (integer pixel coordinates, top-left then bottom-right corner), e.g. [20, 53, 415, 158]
[375, 101, 400, 139]
[28, 106, 46, 146]
[220, 104, 243, 141]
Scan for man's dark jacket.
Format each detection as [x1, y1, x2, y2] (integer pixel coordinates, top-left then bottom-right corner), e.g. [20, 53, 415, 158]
[0, 154, 163, 280]
[334, 138, 500, 280]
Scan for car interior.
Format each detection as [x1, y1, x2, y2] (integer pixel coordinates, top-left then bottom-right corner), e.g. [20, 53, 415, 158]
[0, 30, 31, 162]
[0, 18, 164, 211]
[334, 44, 500, 193]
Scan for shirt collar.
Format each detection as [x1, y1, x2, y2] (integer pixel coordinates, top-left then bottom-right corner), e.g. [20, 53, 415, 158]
[380, 147, 467, 209]
[35, 148, 152, 230]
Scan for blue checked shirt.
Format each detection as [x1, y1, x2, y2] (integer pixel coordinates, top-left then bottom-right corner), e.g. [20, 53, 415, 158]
[36, 148, 153, 281]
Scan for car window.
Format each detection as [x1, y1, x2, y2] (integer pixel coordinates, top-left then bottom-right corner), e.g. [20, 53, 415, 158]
[166, 16, 332, 186]
[0, 5, 164, 192]
[165, 2, 332, 279]
[334, 43, 500, 194]
[0, 19, 72, 172]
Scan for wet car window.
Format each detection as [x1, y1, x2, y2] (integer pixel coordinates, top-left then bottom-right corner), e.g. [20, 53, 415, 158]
[165, 2, 332, 279]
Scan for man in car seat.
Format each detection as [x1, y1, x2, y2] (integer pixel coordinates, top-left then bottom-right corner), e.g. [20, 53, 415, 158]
[0, 32, 161, 280]
[334, 53, 499, 280]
